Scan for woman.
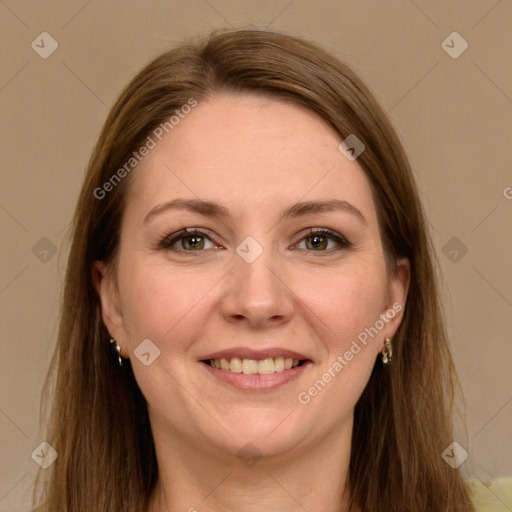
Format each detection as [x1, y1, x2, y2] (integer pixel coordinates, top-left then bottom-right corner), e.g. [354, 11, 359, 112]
[32, 28, 477, 511]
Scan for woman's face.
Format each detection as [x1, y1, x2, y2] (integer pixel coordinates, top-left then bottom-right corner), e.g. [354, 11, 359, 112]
[94, 93, 409, 461]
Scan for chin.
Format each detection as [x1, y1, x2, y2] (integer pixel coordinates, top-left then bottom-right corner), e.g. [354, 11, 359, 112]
[203, 410, 309, 460]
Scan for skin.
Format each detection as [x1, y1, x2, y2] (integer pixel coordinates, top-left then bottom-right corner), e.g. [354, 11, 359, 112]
[93, 93, 410, 512]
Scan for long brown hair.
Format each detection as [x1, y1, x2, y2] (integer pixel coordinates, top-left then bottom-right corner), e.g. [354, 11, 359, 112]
[32, 28, 476, 511]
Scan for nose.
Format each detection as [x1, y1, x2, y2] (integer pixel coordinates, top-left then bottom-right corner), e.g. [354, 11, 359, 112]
[221, 245, 294, 329]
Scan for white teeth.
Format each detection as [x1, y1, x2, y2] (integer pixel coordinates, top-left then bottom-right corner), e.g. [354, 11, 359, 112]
[258, 358, 275, 374]
[208, 357, 302, 374]
[242, 359, 258, 374]
[230, 357, 242, 373]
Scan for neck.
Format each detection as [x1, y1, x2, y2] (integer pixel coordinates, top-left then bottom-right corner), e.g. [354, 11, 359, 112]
[146, 416, 358, 512]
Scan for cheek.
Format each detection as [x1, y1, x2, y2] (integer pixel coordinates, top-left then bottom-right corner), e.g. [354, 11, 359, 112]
[295, 266, 384, 420]
[118, 259, 219, 350]
[297, 262, 386, 352]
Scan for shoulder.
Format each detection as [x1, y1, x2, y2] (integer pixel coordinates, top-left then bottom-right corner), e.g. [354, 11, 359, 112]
[465, 477, 512, 512]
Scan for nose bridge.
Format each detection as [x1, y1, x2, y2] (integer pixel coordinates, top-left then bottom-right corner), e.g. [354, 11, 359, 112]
[234, 235, 281, 297]
[224, 234, 293, 324]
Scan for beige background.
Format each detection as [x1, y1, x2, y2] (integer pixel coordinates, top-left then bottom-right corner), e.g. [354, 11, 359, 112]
[1, 0, 511, 509]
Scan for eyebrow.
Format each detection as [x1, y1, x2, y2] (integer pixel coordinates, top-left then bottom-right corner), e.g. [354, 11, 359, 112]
[143, 198, 367, 226]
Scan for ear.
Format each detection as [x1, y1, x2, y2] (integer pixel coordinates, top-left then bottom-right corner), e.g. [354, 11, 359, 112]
[91, 260, 127, 355]
[381, 256, 410, 340]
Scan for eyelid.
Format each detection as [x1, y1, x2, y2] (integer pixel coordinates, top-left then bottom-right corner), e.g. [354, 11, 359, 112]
[295, 227, 351, 247]
[158, 226, 352, 253]
[159, 227, 220, 251]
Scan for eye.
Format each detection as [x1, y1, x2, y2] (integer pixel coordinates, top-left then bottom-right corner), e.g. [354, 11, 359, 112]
[159, 228, 220, 253]
[158, 227, 352, 255]
[295, 228, 352, 252]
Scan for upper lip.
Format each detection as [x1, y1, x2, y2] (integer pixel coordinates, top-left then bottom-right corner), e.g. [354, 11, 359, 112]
[200, 347, 311, 362]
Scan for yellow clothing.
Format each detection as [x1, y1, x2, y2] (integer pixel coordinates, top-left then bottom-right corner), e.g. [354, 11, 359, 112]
[467, 478, 512, 511]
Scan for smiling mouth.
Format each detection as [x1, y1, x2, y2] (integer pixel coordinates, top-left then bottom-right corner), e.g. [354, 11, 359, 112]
[202, 356, 309, 375]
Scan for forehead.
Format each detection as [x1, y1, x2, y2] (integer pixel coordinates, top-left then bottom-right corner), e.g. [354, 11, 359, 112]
[125, 93, 377, 226]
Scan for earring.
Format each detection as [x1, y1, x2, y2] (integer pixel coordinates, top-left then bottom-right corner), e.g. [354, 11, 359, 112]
[109, 338, 123, 367]
[381, 336, 393, 364]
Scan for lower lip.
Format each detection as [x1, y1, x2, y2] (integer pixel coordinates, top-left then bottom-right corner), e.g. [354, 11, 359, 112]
[199, 361, 313, 391]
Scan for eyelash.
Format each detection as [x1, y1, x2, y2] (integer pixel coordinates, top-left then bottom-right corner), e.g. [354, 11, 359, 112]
[158, 227, 352, 255]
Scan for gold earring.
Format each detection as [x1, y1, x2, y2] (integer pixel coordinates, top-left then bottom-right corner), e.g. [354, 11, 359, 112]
[381, 336, 392, 364]
[109, 338, 123, 367]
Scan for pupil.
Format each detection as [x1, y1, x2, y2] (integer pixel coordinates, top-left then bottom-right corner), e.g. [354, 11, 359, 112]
[185, 236, 203, 250]
[309, 235, 326, 250]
